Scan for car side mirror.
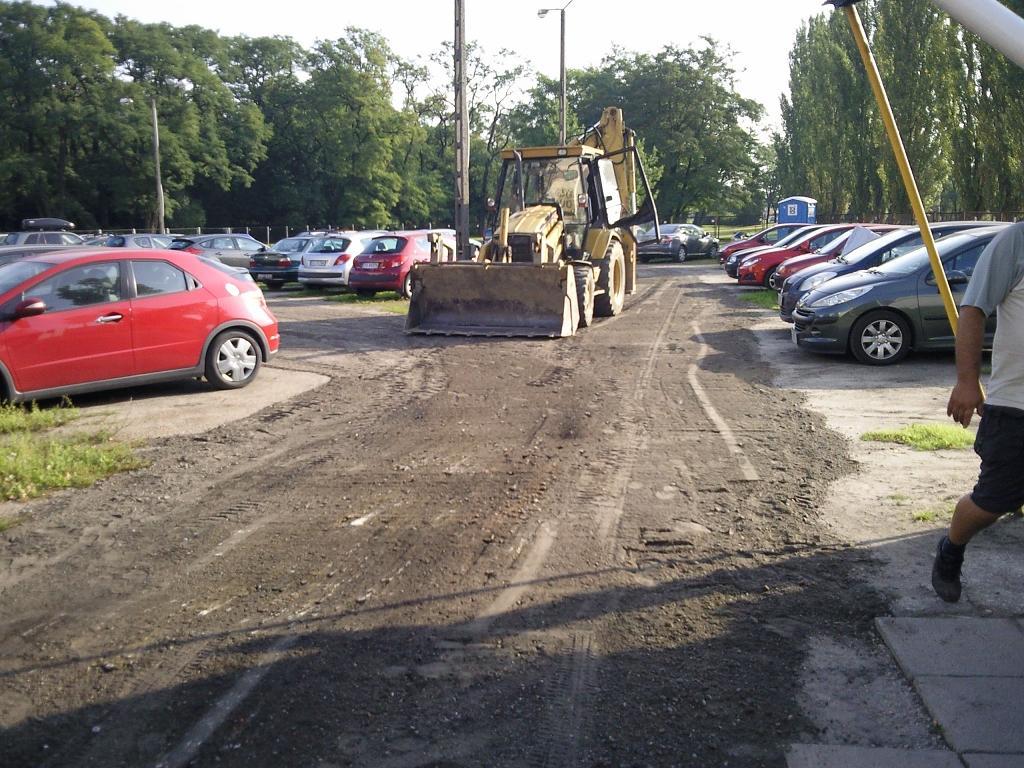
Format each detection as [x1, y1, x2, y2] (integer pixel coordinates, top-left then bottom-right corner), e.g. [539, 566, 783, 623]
[12, 297, 46, 319]
[946, 270, 969, 286]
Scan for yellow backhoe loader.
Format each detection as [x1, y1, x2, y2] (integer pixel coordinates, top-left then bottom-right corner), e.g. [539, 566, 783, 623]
[406, 107, 659, 337]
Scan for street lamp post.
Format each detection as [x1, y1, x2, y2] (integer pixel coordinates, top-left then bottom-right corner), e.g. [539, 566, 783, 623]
[537, 0, 576, 146]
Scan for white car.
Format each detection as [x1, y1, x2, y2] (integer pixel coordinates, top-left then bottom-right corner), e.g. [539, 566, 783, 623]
[296, 231, 385, 288]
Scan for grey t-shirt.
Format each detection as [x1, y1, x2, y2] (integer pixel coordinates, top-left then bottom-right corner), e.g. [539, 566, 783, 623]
[961, 222, 1024, 410]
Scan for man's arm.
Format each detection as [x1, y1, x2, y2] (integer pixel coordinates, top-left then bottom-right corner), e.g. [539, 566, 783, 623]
[947, 305, 987, 427]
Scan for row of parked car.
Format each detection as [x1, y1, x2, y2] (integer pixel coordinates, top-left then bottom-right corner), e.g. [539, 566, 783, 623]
[720, 220, 1010, 365]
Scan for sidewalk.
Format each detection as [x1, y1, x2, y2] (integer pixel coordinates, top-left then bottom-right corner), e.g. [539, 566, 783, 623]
[737, 307, 1024, 767]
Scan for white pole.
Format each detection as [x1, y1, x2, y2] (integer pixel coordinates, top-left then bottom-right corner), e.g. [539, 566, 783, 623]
[932, 0, 1024, 70]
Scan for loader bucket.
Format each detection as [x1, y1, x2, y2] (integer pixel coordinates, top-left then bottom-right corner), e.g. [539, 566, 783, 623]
[406, 262, 579, 338]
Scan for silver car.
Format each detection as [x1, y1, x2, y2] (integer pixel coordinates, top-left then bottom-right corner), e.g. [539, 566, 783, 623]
[297, 231, 385, 288]
[99, 233, 174, 249]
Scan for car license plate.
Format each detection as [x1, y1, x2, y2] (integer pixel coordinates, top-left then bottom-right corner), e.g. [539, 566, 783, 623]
[258, 273, 273, 280]
[310, 259, 327, 267]
[791, 326, 798, 345]
[363, 262, 379, 270]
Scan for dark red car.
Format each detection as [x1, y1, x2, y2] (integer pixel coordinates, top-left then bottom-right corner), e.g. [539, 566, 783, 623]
[719, 224, 807, 264]
[348, 231, 453, 298]
[735, 224, 856, 288]
[769, 225, 904, 289]
[0, 249, 279, 402]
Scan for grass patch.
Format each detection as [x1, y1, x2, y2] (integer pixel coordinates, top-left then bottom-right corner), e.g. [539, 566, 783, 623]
[912, 506, 955, 523]
[738, 290, 780, 310]
[325, 291, 409, 315]
[0, 515, 18, 532]
[0, 400, 78, 434]
[860, 423, 974, 451]
[0, 431, 145, 501]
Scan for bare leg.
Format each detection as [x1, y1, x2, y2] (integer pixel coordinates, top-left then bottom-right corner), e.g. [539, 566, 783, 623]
[948, 494, 1000, 546]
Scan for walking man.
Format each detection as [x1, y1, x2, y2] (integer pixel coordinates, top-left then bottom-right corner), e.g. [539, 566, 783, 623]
[935, 221, 1024, 602]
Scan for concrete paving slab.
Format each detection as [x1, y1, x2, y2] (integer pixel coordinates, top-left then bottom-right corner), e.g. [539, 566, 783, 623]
[964, 755, 1024, 768]
[915, 676, 1024, 754]
[877, 617, 1024, 678]
[787, 744, 962, 768]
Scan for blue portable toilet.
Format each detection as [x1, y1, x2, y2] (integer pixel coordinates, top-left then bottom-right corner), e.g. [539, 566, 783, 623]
[777, 196, 817, 224]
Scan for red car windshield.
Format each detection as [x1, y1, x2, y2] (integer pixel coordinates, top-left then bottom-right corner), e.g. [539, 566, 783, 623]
[362, 237, 406, 255]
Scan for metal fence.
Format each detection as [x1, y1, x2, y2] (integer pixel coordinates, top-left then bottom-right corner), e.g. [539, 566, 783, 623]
[84, 223, 450, 244]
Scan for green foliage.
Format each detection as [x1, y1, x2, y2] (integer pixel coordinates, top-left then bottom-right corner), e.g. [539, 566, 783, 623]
[325, 292, 408, 315]
[0, 431, 143, 500]
[0, 400, 78, 433]
[778, 0, 1024, 218]
[0, 3, 771, 232]
[737, 290, 780, 310]
[860, 423, 974, 451]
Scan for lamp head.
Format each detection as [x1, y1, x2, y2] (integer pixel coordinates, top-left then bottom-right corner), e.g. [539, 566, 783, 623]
[537, 9, 549, 17]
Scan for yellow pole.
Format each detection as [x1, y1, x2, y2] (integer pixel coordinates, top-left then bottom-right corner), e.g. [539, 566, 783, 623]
[840, 4, 960, 334]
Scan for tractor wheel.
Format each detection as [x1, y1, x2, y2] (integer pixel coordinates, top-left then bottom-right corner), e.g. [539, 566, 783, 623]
[594, 240, 626, 317]
[572, 263, 595, 329]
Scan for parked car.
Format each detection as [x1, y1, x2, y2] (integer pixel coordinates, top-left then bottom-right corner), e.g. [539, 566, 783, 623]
[168, 234, 269, 268]
[638, 223, 719, 262]
[99, 233, 174, 249]
[769, 224, 904, 289]
[778, 221, 1002, 322]
[0, 244, 91, 268]
[3, 218, 85, 247]
[0, 249, 278, 401]
[724, 225, 822, 278]
[736, 224, 856, 288]
[294, 231, 385, 289]
[349, 231, 453, 298]
[792, 226, 1007, 365]
[719, 223, 808, 263]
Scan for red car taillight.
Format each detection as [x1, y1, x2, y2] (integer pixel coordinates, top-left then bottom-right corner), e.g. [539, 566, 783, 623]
[185, 245, 202, 255]
[278, 257, 292, 267]
[334, 254, 352, 265]
[249, 258, 257, 268]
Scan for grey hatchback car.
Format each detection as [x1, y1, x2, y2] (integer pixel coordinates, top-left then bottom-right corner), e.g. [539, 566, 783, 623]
[792, 226, 1006, 365]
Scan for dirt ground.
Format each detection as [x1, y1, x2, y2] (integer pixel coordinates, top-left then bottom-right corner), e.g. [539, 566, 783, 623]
[0, 262, 957, 767]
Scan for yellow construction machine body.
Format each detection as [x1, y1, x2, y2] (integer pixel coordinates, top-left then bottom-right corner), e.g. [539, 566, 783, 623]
[406, 107, 659, 338]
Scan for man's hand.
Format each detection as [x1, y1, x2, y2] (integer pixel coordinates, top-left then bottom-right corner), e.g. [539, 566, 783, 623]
[947, 379, 984, 427]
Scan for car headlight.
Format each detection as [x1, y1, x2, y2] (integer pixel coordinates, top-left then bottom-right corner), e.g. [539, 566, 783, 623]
[801, 271, 837, 292]
[809, 285, 873, 308]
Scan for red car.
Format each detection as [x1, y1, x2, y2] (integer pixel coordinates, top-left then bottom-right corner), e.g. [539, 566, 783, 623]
[719, 223, 807, 264]
[348, 231, 451, 298]
[735, 224, 856, 288]
[0, 249, 278, 402]
[769, 225, 904, 289]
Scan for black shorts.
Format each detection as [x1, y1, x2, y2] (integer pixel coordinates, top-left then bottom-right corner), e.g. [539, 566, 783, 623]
[971, 404, 1024, 515]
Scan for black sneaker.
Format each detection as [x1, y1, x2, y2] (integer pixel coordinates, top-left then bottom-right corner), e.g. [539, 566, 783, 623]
[931, 537, 963, 603]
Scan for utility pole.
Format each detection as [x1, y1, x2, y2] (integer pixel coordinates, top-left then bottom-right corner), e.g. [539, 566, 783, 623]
[454, 0, 471, 260]
[151, 97, 165, 234]
[538, 0, 575, 145]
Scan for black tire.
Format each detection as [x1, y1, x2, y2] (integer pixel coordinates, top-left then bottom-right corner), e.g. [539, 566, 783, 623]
[762, 267, 777, 289]
[594, 240, 626, 317]
[674, 245, 687, 264]
[205, 329, 262, 390]
[572, 263, 595, 329]
[355, 288, 377, 298]
[707, 243, 718, 260]
[850, 310, 912, 365]
[401, 272, 413, 299]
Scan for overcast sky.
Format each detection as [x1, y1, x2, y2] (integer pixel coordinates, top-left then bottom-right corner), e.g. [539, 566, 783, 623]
[52, 0, 833, 128]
